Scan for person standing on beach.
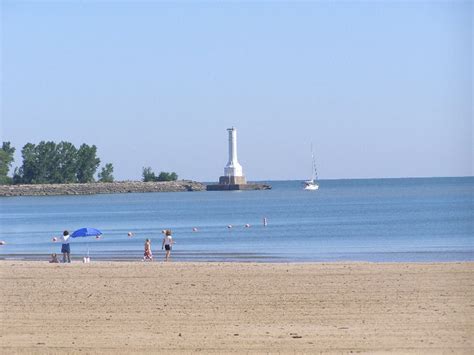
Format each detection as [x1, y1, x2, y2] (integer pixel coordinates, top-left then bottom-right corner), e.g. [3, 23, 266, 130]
[53, 230, 71, 263]
[162, 230, 174, 262]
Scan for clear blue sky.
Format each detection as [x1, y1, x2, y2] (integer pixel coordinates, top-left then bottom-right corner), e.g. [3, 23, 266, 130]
[1, 1, 472, 181]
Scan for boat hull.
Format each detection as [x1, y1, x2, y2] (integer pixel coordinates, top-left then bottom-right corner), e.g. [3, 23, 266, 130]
[304, 184, 319, 191]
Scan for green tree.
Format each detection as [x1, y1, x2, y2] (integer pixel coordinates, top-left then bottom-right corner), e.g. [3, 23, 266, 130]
[98, 163, 114, 183]
[169, 172, 178, 181]
[76, 144, 100, 183]
[0, 142, 16, 185]
[142, 167, 157, 182]
[35, 141, 59, 183]
[56, 141, 78, 183]
[12, 167, 22, 185]
[16, 143, 38, 184]
[15, 142, 62, 184]
[13, 141, 102, 184]
[157, 171, 178, 181]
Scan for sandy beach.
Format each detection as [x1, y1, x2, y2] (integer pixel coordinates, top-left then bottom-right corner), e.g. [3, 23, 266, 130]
[1, 261, 473, 354]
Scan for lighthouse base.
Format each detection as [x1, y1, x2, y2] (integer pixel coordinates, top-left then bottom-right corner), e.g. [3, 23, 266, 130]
[218, 176, 247, 185]
[206, 183, 271, 191]
[208, 175, 271, 191]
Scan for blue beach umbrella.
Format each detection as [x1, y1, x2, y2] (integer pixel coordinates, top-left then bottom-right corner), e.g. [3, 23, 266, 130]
[71, 227, 102, 258]
[71, 227, 102, 238]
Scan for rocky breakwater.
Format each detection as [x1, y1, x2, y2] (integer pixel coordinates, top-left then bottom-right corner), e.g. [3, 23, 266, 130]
[0, 180, 206, 197]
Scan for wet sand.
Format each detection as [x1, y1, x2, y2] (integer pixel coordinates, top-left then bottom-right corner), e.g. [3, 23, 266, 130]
[1, 261, 473, 354]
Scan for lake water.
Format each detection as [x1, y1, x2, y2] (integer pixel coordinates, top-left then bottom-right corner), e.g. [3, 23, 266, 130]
[0, 177, 472, 262]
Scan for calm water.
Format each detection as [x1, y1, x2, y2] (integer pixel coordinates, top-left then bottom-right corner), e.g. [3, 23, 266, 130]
[0, 177, 472, 262]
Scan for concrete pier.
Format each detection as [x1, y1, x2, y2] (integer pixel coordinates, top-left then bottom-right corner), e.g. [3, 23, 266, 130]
[206, 183, 271, 191]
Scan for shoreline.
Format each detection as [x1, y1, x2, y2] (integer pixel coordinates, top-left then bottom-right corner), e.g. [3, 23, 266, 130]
[2, 260, 473, 266]
[2, 261, 473, 353]
[2, 250, 473, 263]
[2, 256, 474, 263]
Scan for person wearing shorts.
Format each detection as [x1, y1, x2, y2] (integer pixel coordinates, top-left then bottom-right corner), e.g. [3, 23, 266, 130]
[60, 230, 71, 263]
[161, 230, 174, 262]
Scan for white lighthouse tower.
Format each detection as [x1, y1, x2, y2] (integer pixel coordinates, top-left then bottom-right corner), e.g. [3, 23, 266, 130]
[219, 127, 247, 185]
[208, 127, 270, 190]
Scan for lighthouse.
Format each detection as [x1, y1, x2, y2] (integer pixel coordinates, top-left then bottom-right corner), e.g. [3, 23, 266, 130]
[206, 127, 271, 191]
[219, 127, 247, 185]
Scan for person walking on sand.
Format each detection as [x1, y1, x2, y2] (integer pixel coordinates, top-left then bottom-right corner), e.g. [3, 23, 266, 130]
[143, 238, 153, 261]
[52, 230, 71, 263]
[162, 230, 174, 262]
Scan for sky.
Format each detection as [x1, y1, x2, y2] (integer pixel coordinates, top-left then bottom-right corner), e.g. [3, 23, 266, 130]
[1, 1, 472, 181]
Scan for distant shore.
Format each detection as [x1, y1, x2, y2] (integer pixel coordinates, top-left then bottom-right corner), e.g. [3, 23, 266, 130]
[0, 180, 206, 197]
[1, 261, 472, 353]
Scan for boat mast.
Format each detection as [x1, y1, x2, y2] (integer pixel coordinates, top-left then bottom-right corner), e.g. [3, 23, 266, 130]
[311, 144, 317, 182]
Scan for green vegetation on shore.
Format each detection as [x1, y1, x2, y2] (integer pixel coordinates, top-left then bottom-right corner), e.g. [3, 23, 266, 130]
[0, 142, 15, 185]
[142, 167, 178, 182]
[0, 141, 178, 185]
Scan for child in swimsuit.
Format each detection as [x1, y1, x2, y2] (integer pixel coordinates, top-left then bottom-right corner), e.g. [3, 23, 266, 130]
[143, 239, 153, 261]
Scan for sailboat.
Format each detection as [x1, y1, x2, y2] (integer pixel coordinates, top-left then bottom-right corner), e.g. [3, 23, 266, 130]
[304, 146, 319, 191]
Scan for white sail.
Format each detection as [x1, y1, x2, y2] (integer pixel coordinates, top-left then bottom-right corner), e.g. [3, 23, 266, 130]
[304, 145, 319, 190]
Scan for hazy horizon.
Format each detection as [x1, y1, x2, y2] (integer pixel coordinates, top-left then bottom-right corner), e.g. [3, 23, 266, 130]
[2, 1, 472, 181]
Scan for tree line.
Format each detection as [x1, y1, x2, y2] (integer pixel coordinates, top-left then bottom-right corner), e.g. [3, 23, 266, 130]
[142, 167, 178, 182]
[0, 141, 178, 185]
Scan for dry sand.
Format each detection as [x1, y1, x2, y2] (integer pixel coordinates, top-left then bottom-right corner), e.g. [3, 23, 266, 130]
[1, 261, 473, 354]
